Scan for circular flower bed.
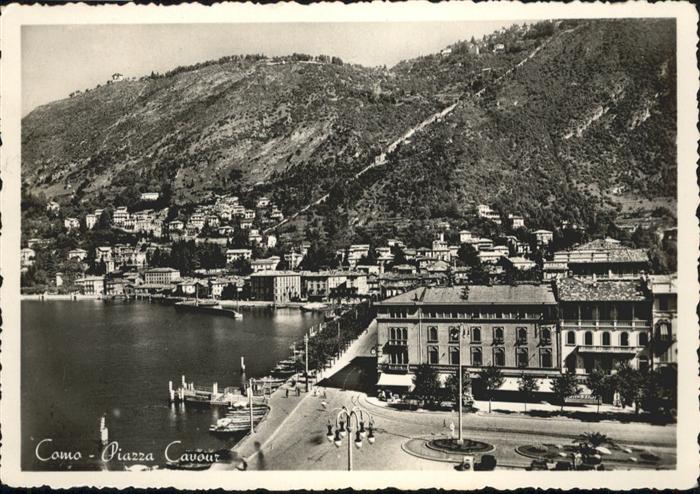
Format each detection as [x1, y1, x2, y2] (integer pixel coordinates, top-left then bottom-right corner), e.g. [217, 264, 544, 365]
[427, 438, 493, 454]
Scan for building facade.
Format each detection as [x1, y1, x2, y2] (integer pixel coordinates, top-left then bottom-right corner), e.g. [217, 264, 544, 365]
[557, 277, 652, 375]
[144, 267, 181, 285]
[249, 271, 301, 303]
[376, 285, 560, 385]
[648, 274, 677, 368]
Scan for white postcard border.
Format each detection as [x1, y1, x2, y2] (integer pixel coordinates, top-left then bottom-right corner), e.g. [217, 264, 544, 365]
[1, 1, 698, 490]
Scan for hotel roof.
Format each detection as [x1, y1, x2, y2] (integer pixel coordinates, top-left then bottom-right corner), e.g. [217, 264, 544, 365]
[556, 278, 649, 302]
[379, 284, 556, 306]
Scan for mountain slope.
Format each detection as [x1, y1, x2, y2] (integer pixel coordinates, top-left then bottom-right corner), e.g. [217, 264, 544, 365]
[346, 19, 676, 233]
[22, 19, 676, 242]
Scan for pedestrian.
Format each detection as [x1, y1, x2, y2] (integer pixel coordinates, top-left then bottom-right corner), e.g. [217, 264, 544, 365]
[449, 421, 455, 438]
[322, 389, 327, 399]
[285, 387, 289, 398]
[296, 386, 300, 397]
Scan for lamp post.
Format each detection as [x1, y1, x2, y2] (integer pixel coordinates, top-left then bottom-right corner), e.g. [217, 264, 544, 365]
[456, 324, 465, 445]
[325, 406, 376, 471]
[304, 332, 310, 393]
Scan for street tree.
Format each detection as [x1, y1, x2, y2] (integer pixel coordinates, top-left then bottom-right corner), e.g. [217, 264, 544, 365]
[552, 371, 581, 412]
[613, 363, 644, 413]
[479, 365, 504, 413]
[445, 369, 474, 409]
[517, 373, 539, 412]
[412, 364, 441, 407]
[587, 369, 611, 414]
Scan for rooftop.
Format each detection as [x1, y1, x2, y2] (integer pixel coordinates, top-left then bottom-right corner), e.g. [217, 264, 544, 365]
[380, 284, 556, 306]
[648, 274, 677, 295]
[250, 270, 301, 277]
[556, 278, 649, 302]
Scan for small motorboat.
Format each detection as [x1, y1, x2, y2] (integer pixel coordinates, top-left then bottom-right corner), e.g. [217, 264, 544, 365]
[300, 302, 328, 312]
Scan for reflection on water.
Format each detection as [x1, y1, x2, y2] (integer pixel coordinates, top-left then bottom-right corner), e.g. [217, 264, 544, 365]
[21, 300, 322, 471]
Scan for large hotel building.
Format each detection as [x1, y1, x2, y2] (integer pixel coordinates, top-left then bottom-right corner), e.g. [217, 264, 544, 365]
[375, 274, 673, 399]
[376, 284, 561, 391]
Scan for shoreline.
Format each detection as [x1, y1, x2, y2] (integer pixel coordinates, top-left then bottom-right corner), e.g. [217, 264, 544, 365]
[21, 293, 103, 300]
[20, 294, 335, 311]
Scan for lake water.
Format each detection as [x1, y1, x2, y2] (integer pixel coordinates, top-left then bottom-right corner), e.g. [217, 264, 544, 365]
[21, 300, 323, 471]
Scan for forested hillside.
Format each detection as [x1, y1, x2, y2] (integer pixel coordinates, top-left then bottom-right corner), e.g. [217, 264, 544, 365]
[22, 18, 676, 246]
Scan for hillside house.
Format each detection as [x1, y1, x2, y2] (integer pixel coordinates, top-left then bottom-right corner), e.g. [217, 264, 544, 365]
[505, 256, 536, 271]
[251, 256, 281, 273]
[21, 248, 36, 270]
[493, 43, 506, 53]
[64, 217, 80, 231]
[67, 248, 88, 262]
[168, 220, 185, 232]
[284, 252, 304, 269]
[46, 201, 61, 214]
[113, 207, 129, 226]
[534, 229, 553, 245]
[477, 204, 502, 224]
[226, 249, 252, 263]
[508, 214, 526, 228]
[140, 192, 160, 202]
[440, 48, 452, 57]
[85, 213, 98, 230]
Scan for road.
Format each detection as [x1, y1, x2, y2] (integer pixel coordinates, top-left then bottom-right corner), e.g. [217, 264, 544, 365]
[245, 382, 675, 470]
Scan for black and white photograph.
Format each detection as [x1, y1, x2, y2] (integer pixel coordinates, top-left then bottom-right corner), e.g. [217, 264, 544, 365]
[1, 2, 698, 490]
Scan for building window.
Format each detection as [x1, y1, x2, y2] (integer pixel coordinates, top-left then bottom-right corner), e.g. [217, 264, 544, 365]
[471, 347, 483, 367]
[638, 356, 650, 373]
[428, 346, 439, 364]
[517, 327, 527, 345]
[656, 322, 671, 342]
[620, 332, 629, 347]
[493, 327, 504, 344]
[516, 348, 529, 368]
[566, 331, 576, 346]
[659, 296, 669, 311]
[494, 347, 505, 367]
[540, 349, 552, 368]
[471, 327, 481, 343]
[584, 331, 593, 346]
[639, 332, 649, 346]
[449, 346, 460, 365]
[602, 332, 611, 346]
[449, 326, 461, 343]
[427, 326, 438, 342]
[540, 327, 551, 345]
[390, 350, 408, 364]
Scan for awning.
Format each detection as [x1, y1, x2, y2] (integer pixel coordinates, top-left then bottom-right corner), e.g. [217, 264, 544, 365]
[377, 373, 414, 389]
[499, 376, 555, 393]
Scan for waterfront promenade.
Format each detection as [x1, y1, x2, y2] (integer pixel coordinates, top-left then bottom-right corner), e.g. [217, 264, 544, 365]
[224, 320, 379, 468]
[234, 385, 675, 470]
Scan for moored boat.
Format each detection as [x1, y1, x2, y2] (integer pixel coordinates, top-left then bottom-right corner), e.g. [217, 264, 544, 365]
[174, 301, 243, 318]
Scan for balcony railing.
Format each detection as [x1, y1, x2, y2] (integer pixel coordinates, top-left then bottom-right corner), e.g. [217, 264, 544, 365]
[386, 339, 408, 346]
[577, 345, 637, 354]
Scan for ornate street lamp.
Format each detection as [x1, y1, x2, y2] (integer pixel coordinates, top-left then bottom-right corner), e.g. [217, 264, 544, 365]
[326, 406, 376, 470]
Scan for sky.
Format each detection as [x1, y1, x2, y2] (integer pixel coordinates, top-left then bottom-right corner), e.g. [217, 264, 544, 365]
[21, 21, 518, 115]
